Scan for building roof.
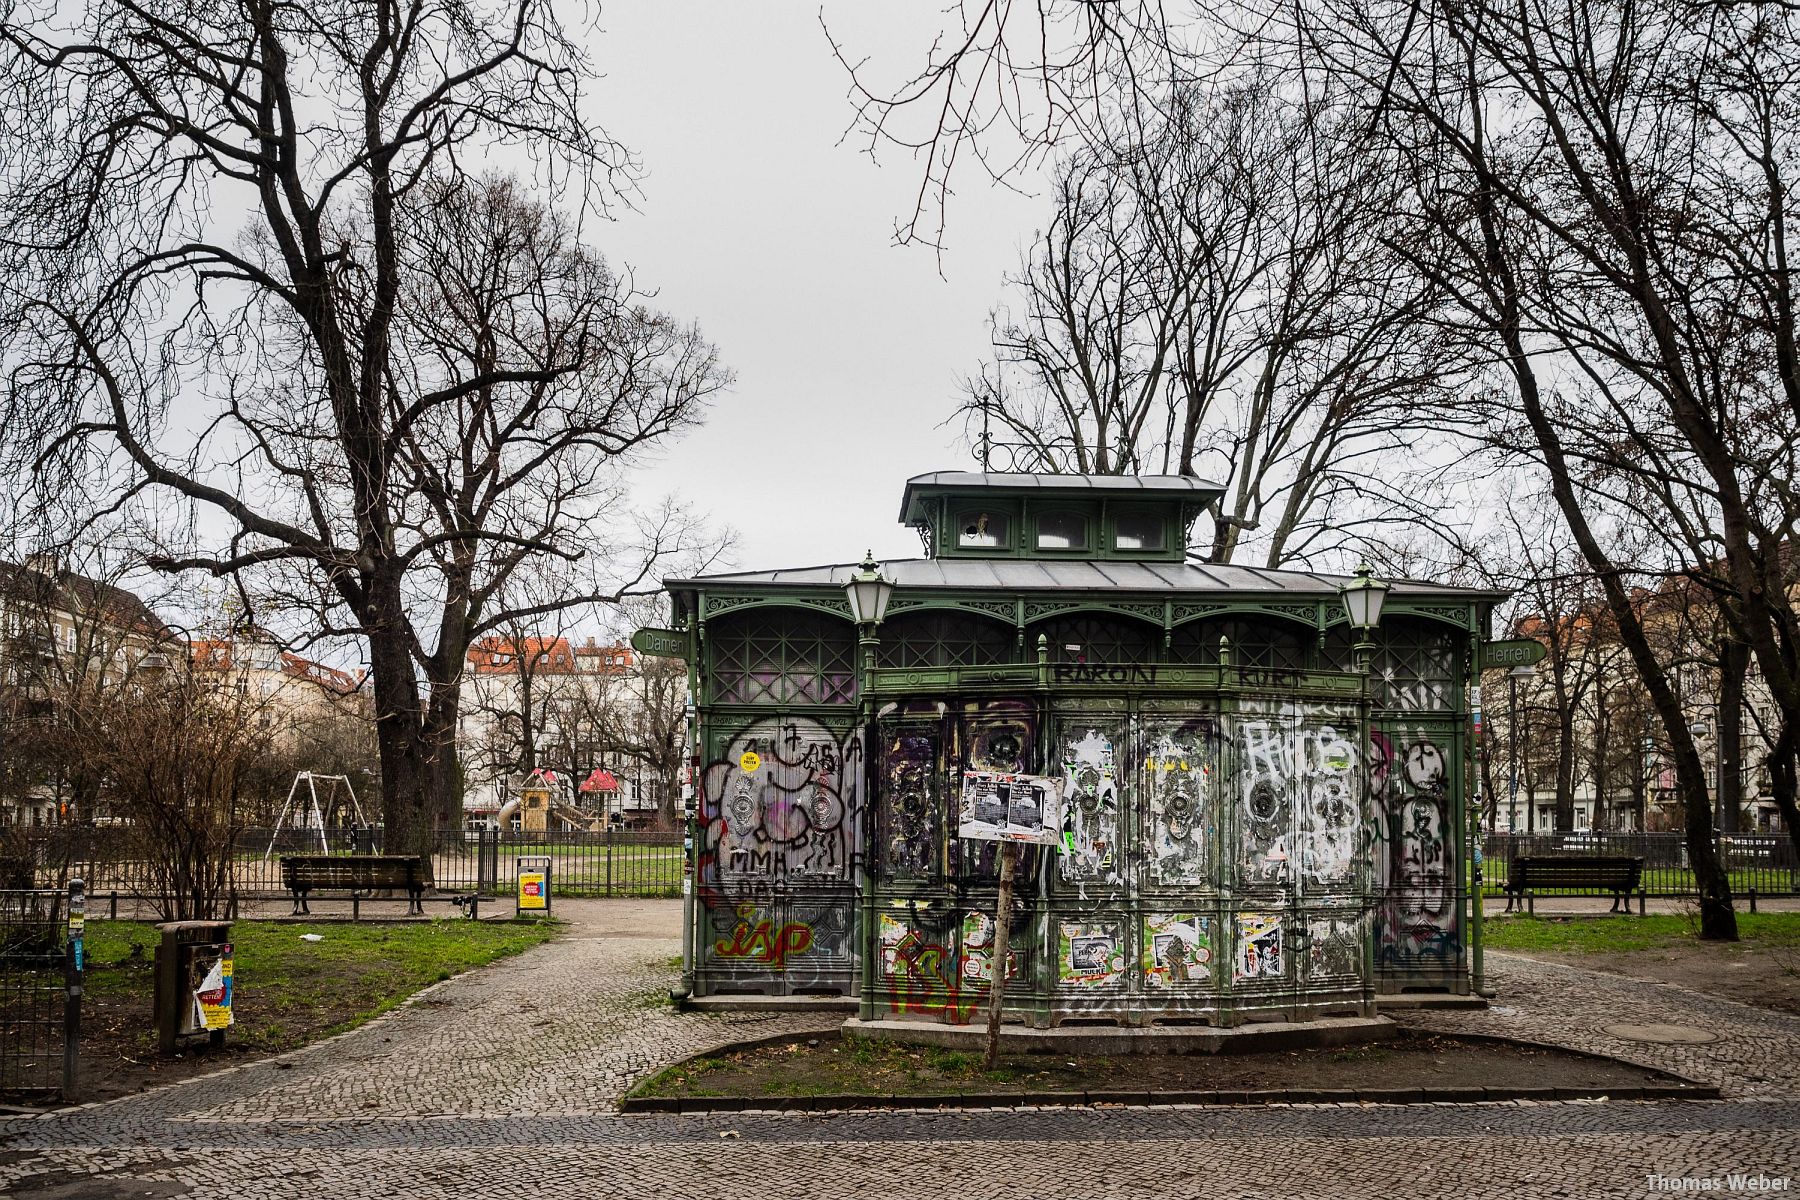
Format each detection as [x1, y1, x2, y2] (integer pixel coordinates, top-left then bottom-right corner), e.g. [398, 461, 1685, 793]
[189, 636, 362, 695]
[466, 636, 634, 676]
[667, 556, 1503, 600]
[899, 471, 1226, 524]
[0, 559, 172, 639]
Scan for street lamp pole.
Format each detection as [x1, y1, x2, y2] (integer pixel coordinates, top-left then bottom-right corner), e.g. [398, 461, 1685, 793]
[843, 552, 894, 1024]
[1506, 664, 1534, 834]
[1337, 563, 1391, 1006]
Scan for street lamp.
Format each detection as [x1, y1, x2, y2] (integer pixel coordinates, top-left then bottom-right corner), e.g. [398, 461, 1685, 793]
[1338, 563, 1391, 673]
[1688, 705, 1725, 832]
[1507, 663, 1534, 834]
[843, 551, 895, 628]
[845, 549, 895, 685]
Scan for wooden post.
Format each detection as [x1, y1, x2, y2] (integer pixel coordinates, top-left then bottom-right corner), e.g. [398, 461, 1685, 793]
[983, 842, 1016, 1071]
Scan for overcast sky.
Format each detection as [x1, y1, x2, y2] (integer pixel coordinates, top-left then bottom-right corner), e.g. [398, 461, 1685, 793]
[586, 3, 1044, 574]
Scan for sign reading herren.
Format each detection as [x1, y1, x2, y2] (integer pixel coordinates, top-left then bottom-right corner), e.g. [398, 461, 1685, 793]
[1477, 638, 1548, 671]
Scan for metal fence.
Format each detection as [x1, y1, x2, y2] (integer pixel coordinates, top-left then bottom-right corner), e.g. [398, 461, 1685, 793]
[11, 825, 684, 909]
[0, 886, 79, 1100]
[1481, 831, 1800, 899]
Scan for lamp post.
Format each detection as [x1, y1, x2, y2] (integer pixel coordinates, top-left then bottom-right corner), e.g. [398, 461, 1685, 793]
[1507, 664, 1535, 834]
[1337, 563, 1390, 1006]
[1688, 705, 1724, 834]
[843, 551, 893, 1023]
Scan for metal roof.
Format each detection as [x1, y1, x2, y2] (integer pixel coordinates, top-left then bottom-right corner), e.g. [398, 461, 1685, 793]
[899, 472, 1226, 523]
[666, 556, 1503, 600]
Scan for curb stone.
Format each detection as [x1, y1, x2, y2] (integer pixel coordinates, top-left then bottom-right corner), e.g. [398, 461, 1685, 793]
[618, 1079, 1720, 1115]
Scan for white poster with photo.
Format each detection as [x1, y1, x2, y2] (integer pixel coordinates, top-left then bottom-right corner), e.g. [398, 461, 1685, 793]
[958, 771, 1062, 844]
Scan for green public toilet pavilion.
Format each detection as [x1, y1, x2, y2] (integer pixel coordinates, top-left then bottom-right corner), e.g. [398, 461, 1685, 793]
[660, 472, 1500, 1028]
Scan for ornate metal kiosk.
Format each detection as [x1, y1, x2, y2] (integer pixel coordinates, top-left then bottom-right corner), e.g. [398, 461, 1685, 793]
[664, 472, 1499, 1028]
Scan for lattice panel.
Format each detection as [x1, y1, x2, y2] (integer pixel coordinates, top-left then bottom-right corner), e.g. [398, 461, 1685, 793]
[879, 611, 1014, 669]
[710, 610, 857, 705]
[1028, 614, 1159, 665]
[1170, 617, 1310, 671]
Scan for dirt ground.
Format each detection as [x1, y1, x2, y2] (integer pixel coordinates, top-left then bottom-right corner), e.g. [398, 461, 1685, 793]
[66, 987, 283, 1103]
[636, 1030, 1687, 1101]
[1519, 944, 1800, 1016]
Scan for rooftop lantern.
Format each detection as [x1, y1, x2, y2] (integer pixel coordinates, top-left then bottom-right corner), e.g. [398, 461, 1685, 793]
[843, 551, 895, 627]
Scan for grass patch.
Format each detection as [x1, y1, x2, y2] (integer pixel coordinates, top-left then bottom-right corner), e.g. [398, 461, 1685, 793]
[1484, 911, 1800, 954]
[629, 1032, 1682, 1103]
[80, 917, 558, 1052]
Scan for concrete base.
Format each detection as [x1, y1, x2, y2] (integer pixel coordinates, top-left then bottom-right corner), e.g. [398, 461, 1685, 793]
[680, 994, 858, 1014]
[841, 1014, 1398, 1056]
[1376, 993, 1490, 1011]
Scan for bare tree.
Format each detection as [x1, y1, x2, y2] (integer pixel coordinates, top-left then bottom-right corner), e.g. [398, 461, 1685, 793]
[0, 0, 729, 851]
[962, 76, 1455, 567]
[1287, 0, 1800, 934]
[825, 1, 1200, 250]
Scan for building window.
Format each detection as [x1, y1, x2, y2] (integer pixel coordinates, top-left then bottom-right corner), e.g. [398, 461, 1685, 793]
[1170, 617, 1308, 671]
[1035, 511, 1087, 551]
[879, 611, 1014, 669]
[1027, 613, 1158, 665]
[710, 609, 857, 705]
[1324, 616, 1458, 711]
[1114, 512, 1164, 551]
[957, 510, 1008, 549]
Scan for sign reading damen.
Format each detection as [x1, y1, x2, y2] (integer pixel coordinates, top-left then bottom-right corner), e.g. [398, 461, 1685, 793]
[631, 627, 689, 659]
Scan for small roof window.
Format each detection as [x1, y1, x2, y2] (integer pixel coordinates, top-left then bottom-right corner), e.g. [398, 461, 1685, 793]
[958, 510, 1008, 549]
[1035, 511, 1087, 550]
[1115, 512, 1165, 551]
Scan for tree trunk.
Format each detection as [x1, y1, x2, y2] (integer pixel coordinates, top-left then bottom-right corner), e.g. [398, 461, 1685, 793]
[1555, 707, 1577, 832]
[422, 685, 465, 834]
[1768, 737, 1800, 859]
[367, 606, 434, 856]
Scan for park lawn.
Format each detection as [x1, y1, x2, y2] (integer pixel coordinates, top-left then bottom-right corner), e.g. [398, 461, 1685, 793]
[70, 918, 557, 1101]
[1474, 867, 1789, 899]
[1484, 911, 1800, 954]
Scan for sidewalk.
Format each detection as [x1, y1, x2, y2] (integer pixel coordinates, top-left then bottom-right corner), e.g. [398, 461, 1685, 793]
[2, 899, 1796, 1199]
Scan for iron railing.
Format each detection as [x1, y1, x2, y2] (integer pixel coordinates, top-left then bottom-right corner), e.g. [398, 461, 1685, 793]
[12, 825, 683, 905]
[1480, 831, 1799, 899]
[0, 884, 80, 1100]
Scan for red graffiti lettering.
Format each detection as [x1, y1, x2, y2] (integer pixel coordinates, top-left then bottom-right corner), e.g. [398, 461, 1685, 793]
[713, 905, 814, 969]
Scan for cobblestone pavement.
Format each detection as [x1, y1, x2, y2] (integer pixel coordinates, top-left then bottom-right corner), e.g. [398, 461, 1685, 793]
[2, 905, 1796, 1199]
[1397, 951, 1800, 1100]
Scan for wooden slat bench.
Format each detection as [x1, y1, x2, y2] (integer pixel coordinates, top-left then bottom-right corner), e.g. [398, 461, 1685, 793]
[280, 855, 434, 916]
[1504, 855, 1644, 914]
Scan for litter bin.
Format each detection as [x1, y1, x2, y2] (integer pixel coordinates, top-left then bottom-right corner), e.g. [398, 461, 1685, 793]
[153, 921, 235, 1055]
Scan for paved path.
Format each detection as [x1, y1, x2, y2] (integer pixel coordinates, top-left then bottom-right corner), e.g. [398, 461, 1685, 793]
[2, 903, 1796, 1199]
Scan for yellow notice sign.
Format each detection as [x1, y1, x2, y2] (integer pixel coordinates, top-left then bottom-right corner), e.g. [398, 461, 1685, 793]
[193, 949, 234, 1031]
[518, 872, 548, 910]
[738, 751, 761, 774]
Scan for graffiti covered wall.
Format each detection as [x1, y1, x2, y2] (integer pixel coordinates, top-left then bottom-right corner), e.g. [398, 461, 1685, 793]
[697, 716, 864, 995]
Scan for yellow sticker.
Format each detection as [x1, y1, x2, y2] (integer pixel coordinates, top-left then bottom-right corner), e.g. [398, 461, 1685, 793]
[738, 751, 761, 774]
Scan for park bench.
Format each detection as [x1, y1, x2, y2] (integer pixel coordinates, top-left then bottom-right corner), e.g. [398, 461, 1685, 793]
[280, 854, 434, 916]
[1504, 855, 1644, 915]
